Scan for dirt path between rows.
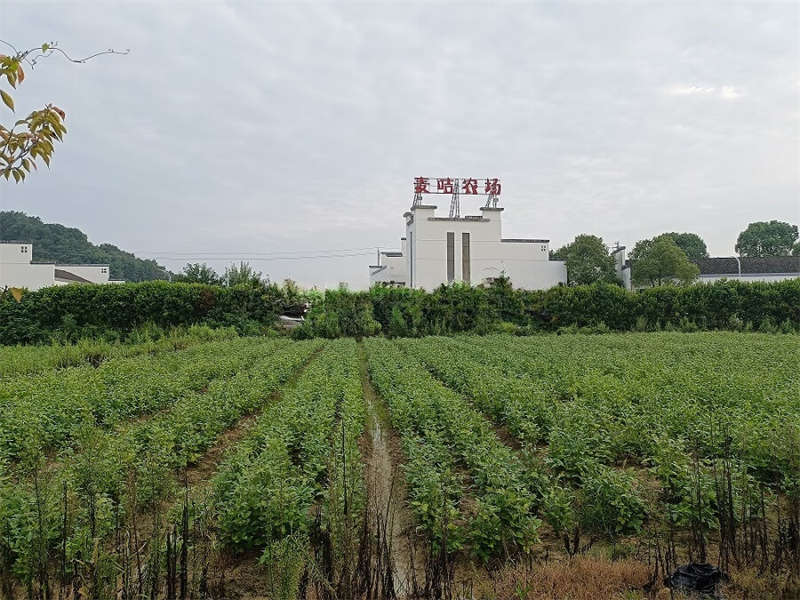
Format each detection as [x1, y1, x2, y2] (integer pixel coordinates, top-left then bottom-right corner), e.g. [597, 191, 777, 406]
[357, 343, 421, 599]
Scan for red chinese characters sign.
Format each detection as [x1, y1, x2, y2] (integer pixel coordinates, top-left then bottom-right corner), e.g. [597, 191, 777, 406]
[414, 177, 501, 195]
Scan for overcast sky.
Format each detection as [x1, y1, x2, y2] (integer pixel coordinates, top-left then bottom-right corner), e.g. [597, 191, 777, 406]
[1, 2, 798, 288]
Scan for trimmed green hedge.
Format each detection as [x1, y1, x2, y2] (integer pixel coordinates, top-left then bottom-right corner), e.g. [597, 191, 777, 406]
[296, 278, 800, 338]
[2, 278, 798, 345]
[0, 281, 288, 344]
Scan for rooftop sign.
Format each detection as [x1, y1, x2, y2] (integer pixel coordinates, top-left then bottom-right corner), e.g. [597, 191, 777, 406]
[413, 177, 501, 196]
[412, 177, 502, 217]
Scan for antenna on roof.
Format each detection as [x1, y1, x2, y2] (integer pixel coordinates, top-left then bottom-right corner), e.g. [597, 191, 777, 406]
[449, 178, 461, 218]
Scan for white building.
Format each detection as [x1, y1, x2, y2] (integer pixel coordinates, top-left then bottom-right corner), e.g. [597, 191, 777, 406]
[370, 203, 566, 290]
[1, 242, 122, 291]
[612, 250, 799, 290]
[693, 256, 800, 284]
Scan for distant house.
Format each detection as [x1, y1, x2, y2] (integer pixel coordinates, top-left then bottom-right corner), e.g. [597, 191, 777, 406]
[611, 248, 799, 290]
[692, 256, 800, 284]
[0, 242, 124, 291]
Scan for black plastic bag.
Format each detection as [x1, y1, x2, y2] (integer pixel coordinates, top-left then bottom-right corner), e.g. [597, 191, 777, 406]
[665, 563, 726, 596]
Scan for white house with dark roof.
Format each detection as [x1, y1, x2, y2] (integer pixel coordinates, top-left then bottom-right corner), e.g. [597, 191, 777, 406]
[369, 203, 566, 290]
[692, 256, 800, 283]
[0, 242, 123, 291]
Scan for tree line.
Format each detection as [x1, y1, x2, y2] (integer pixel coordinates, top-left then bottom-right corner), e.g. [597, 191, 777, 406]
[551, 220, 799, 288]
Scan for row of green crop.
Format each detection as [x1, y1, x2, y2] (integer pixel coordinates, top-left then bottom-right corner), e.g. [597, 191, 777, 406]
[364, 337, 542, 561]
[0, 323, 239, 378]
[212, 339, 365, 554]
[398, 333, 799, 544]
[0, 336, 285, 464]
[0, 339, 322, 586]
[444, 332, 799, 491]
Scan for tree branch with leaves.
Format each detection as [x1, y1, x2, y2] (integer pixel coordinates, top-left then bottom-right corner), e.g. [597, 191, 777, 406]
[0, 40, 127, 182]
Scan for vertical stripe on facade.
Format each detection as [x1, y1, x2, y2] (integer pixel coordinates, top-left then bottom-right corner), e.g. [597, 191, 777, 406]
[409, 231, 413, 287]
[462, 232, 470, 283]
[446, 232, 455, 282]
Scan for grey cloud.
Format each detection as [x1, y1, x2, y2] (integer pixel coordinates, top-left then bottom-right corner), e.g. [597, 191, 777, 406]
[1, 1, 798, 288]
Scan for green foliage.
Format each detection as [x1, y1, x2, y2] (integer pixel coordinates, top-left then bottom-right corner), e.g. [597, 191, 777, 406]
[0, 211, 170, 282]
[303, 288, 381, 338]
[736, 220, 799, 257]
[553, 234, 617, 286]
[2, 276, 799, 346]
[0, 280, 297, 344]
[0, 338, 321, 581]
[174, 262, 220, 285]
[222, 261, 263, 287]
[662, 232, 709, 261]
[213, 339, 365, 565]
[365, 338, 541, 560]
[631, 235, 700, 287]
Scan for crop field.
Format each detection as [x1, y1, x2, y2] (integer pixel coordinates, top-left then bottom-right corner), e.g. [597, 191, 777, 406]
[0, 332, 798, 599]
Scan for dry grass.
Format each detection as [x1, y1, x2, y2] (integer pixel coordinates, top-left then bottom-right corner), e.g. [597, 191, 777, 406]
[472, 556, 651, 600]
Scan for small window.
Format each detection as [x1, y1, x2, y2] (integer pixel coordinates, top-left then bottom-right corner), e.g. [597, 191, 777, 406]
[101, 268, 108, 274]
[540, 245, 547, 252]
[20, 246, 28, 253]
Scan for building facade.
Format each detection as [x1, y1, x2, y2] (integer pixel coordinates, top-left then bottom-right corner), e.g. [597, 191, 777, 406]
[1, 242, 121, 291]
[369, 203, 566, 290]
[693, 256, 800, 284]
[613, 250, 799, 290]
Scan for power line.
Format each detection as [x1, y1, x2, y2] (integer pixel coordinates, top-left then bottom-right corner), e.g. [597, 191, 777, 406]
[152, 251, 376, 262]
[135, 246, 380, 257]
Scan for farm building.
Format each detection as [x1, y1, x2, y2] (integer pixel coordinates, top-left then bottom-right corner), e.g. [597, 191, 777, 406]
[692, 256, 800, 283]
[369, 202, 566, 290]
[0, 241, 123, 291]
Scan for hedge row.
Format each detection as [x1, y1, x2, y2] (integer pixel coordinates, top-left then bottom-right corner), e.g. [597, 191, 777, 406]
[0, 281, 290, 344]
[297, 278, 800, 338]
[2, 277, 798, 345]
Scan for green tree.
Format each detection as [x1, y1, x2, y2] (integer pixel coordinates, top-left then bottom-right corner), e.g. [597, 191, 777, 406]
[0, 41, 125, 182]
[663, 232, 708, 260]
[631, 235, 699, 287]
[793, 241, 800, 257]
[735, 220, 799, 257]
[223, 261, 263, 287]
[175, 263, 220, 285]
[552, 235, 617, 286]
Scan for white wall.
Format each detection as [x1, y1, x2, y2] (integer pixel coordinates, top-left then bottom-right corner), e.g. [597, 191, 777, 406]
[401, 204, 566, 290]
[699, 273, 799, 284]
[0, 243, 33, 264]
[0, 262, 55, 290]
[56, 265, 111, 284]
[369, 254, 406, 285]
[1, 242, 116, 290]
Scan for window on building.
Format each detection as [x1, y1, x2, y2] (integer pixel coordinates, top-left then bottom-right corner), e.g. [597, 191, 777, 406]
[462, 232, 471, 283]
[20, 246, 28, 253]
[101, 268, 108, 274]
[446, 232, 455, 282]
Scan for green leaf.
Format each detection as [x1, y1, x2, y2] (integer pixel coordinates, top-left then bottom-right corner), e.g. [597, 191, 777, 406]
[0, 89, 13, 111]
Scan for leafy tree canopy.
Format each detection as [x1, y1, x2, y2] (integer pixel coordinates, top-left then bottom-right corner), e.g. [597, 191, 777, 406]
[223, 261, 263, 288]
[631, 234, 699, 287]
[174, 263, 221, 285]
[0, 211, 169, 282]
[553, 234, 617, 286]
[735, 220, 799, 257]
[662, 232, 708, 260]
